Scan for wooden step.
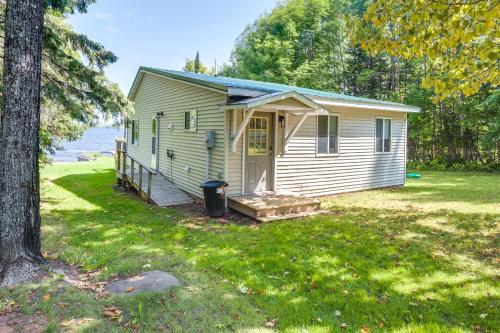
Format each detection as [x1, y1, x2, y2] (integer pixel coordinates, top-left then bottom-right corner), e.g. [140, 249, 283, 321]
[258, 210, 329, 222]
[228, 194, 323, 221]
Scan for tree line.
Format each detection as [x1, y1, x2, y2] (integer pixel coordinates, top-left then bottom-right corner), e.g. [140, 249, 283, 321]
[207, 0, 499, 169]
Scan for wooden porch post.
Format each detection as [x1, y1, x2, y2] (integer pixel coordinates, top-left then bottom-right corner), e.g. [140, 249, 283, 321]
[138, 165, 143, 197]
[147, 171, 152, 204]
[130, 159, 135, 186]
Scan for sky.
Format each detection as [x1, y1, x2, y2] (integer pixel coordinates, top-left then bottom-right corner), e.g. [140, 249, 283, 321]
[68, 0, 278, 95]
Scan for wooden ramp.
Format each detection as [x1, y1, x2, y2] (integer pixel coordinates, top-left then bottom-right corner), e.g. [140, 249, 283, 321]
[115, 147, 192, 207]
[125, 168, 192, 207]
[228, 193, 327, 222]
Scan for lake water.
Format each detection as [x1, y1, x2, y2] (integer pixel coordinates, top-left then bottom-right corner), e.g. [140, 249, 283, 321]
[51, 127, 124, 162]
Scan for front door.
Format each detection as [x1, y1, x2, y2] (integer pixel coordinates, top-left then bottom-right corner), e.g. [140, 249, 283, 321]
[151, 117, 158, 170]
[245, 113, 273, 193]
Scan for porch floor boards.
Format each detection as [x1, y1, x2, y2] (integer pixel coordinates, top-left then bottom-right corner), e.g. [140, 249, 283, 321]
[125, 168, 192, 207]
[227, 193, 327, 222]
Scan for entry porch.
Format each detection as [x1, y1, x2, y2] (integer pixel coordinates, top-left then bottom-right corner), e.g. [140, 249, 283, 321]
[224, 91, 328, 220]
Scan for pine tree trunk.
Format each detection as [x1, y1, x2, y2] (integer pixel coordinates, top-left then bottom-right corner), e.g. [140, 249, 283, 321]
[0, 0, 45, 286]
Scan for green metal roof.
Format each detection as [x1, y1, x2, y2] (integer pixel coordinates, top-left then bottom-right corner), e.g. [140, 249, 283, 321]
[134, 66, 420, 112]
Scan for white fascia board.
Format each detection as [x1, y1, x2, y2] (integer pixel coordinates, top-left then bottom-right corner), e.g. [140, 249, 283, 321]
[313, 97, 421, 113]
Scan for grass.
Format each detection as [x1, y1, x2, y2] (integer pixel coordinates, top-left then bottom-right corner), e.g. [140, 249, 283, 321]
[1, 158, 499, 332]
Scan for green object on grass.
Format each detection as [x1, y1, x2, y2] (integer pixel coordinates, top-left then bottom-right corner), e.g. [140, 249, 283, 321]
[406, 173, 422, 179]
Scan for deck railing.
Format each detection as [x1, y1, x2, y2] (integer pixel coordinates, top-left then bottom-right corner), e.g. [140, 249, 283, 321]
[115, 139, 156, 204]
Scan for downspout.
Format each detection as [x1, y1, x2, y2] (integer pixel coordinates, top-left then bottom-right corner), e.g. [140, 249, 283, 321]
[156, 116, 160, 171]
[205, 148, 211, 181]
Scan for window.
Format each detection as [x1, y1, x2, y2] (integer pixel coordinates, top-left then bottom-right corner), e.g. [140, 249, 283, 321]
[131, 119, 139, 145]
[248, 116, 268, 155]
[376, 118, 391, 153]
[184, 110, 197, 131]
[317, 114, 339, 154]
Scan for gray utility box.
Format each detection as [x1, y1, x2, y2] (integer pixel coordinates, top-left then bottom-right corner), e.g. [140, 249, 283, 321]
[205, 130, 215, 149]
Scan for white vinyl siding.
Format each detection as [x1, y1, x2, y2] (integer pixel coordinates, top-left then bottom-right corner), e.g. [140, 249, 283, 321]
[274, 107, 406, 197]
[126, 73, 227, 197]
[226, 106, 406, 197]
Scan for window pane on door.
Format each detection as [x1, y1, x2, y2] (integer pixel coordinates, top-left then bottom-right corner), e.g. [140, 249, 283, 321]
[248, 116, 268, 155]
[151, 119, 157, 154]
[317, 115, 328, 154]
[376, 119, 383, 152]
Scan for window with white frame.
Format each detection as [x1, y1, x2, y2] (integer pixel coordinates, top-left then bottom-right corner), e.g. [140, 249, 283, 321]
[131, 119, 139, 145]
[184, 109, 197, 131]
[317, 114, 339, 154]
[376, 118, 391, 153]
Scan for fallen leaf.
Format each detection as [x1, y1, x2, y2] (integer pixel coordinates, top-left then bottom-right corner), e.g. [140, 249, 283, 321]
[479, 313, 488, 318]
[361, 325, 370, 333]
[42, 294, 51, 301]
[265, 318, 277, 328]
[126, 287, 135, 293]
[103, 306, 122, 321]
[340, 323, 349, 329]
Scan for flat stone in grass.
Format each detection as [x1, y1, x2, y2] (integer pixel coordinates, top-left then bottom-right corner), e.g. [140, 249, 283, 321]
[106, 271, 180, 295]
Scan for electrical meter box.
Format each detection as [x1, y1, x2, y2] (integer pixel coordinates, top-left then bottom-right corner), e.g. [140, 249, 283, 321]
[205, 130, 216, 149]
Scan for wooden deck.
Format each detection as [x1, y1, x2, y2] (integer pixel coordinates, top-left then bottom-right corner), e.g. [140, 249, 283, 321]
[228, 193, 327, 222]
[115, 144, 192, 207]
[124, 168, 192, 207]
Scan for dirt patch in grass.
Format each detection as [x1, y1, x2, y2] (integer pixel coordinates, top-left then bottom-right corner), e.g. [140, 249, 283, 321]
[0, 305, 48, 333]
[0, 312, 48, 333]
[176, 196, 256, 227]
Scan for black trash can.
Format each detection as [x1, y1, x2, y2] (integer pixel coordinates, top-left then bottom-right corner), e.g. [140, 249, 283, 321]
[200, 181, 228, 217]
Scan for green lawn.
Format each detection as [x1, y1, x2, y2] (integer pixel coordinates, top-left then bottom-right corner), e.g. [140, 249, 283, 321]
[1, 158, 498, 332]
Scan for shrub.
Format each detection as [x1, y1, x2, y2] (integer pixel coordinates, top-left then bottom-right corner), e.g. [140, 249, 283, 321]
[407, 160, 500, 172]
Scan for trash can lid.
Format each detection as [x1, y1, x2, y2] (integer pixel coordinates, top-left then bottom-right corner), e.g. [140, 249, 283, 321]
[201, 180, 227, 188]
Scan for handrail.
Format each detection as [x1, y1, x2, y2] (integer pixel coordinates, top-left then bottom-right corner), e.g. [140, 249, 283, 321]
[115, 148, 157, 204]
[126, 153, 157, 175]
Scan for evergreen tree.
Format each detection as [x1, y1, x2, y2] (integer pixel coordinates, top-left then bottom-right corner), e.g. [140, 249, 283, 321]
[0, 3, 131, 161]
[194, 51, 201, 73]
[0, 0, 129, 285]
[183, 52, 209, 74]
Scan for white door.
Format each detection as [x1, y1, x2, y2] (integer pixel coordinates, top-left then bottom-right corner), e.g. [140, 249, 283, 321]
[245, 113, 273, 193]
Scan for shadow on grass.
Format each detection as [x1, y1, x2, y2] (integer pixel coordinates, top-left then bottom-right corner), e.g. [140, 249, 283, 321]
[46, 168, 499, 332]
